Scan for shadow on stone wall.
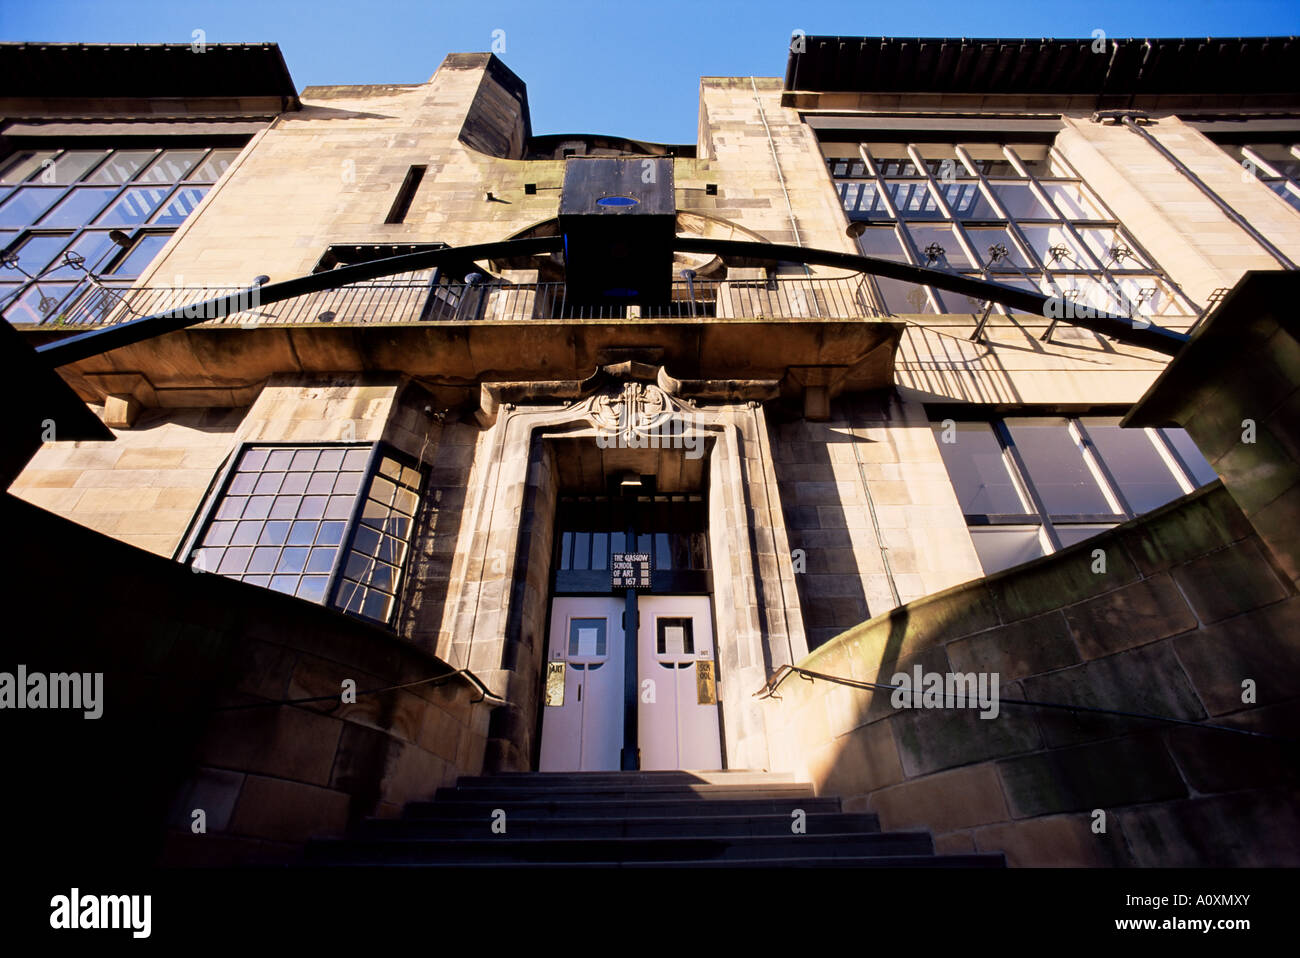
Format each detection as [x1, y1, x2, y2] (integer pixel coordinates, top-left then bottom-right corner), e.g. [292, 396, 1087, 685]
[0, 492, 490, 868]
[763, 482, 1300, 865]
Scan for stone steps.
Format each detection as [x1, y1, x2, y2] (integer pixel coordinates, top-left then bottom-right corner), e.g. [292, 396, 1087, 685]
[305, 770, 1006, 868]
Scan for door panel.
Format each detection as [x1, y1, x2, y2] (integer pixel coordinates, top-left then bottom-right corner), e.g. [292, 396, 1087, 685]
[637, 595, 722, 771]
[539, 597, 624, 771]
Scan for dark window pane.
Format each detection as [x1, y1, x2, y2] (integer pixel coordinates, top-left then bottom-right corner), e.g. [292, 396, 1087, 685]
[933, 421, 1027, 514]
[572, 532, 590, 570]
[590, 532, 608, 570]
[46, 230, 117, 278]
[38, 187, 117, 227]
[655, 532, 671, 570]
[1081, 418, 1185, 513]
[1005, 418, 1117, 516]
[107, 233, 169, 277]
[0, 188, 63, 227]
[1055, 524, 1118, 549]
[1161, 428, 1218, 487]
[855, 225, 908, 261]
[10, 233, 72, 275]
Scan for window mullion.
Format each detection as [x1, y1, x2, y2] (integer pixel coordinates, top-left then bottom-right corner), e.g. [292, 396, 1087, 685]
[1071, 418, 1134, 519]
[992, 418, 1062, 551]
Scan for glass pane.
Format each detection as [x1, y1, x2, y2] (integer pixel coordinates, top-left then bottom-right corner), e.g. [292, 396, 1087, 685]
[904, 224, 975, 269]
[964, 226, 1032, 269]
[887, 180, 945, 219]
[1017, 225, 1086, 268]
[855, 225, 908, 261]
[95, 186, 170, 226]
[0, 187, 63, 227]
[1055, 524, 1119, 549]
[989, 182, 1056, 219]
[136, 150, 206, 183]
[839, 181, 890, 219]
[85, 151, 156, 184]
[933, 421, 1028, 514]
[0, 150, 57, 184]
[45, 231, 117, 278]
[874, 276, 934, 313]
[150, 185, 209, 226]
[1039, 181, 1104, 220]
[188, 149, 241, 182]
[1082, 418, 1185, 513]
[107, 233, 169, 277]
[1161, 428, 1218, 487]
[970, 526, 1046, 574]
[1074, 227, 1148, 269]
[46, 151, 110, 185]
[1005, 418, 1117, 516]
[1, 282, 75, 324]
[9, 233, 72, 275]
[939, 181, 999, 219]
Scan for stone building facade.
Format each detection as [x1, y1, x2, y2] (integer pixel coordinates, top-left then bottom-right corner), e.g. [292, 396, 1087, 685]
[3, 36, 1298, 865]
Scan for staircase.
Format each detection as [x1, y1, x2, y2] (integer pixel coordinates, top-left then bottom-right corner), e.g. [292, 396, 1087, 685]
[306, 771, 1006, 867]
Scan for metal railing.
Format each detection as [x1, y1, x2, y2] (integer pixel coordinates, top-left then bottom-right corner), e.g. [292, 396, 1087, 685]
[5, 272, 887, 329]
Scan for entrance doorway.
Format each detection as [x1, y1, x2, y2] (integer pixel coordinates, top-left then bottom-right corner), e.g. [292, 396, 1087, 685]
[537, 489, 720, 771]
[539, 594, 720, 771]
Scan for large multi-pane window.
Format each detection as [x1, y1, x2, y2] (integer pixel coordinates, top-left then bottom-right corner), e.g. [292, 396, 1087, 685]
[826, 142, 1197, 321]
[931, 415, 1217, 574]
[1215, 142, 1300, 213]
[0, 145, 242, 325]
[185, 443, 422, 627]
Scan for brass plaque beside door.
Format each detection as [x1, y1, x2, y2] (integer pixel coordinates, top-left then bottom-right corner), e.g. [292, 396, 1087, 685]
[544, 661, 566, 706]
[696, 660, 716, 705]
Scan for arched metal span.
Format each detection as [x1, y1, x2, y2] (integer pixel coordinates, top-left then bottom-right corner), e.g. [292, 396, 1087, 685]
[35, 235, 1190, 367]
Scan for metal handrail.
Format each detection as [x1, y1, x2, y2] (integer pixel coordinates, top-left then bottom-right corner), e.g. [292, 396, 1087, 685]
[8, 273, 887, 329]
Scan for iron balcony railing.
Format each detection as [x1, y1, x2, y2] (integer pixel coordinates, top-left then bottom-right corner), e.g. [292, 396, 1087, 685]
[3, 271, 888, 329]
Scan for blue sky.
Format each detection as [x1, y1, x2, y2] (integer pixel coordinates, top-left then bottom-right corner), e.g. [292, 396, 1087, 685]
[2, 0, 1297, 142]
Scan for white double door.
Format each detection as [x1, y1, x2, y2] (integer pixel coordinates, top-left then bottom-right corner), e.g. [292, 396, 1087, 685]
[538, 595, 722, 771]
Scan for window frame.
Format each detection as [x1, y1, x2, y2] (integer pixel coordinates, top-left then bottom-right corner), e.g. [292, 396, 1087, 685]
[932, 412, 1213, 572]
[178, 440, 424, 628]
